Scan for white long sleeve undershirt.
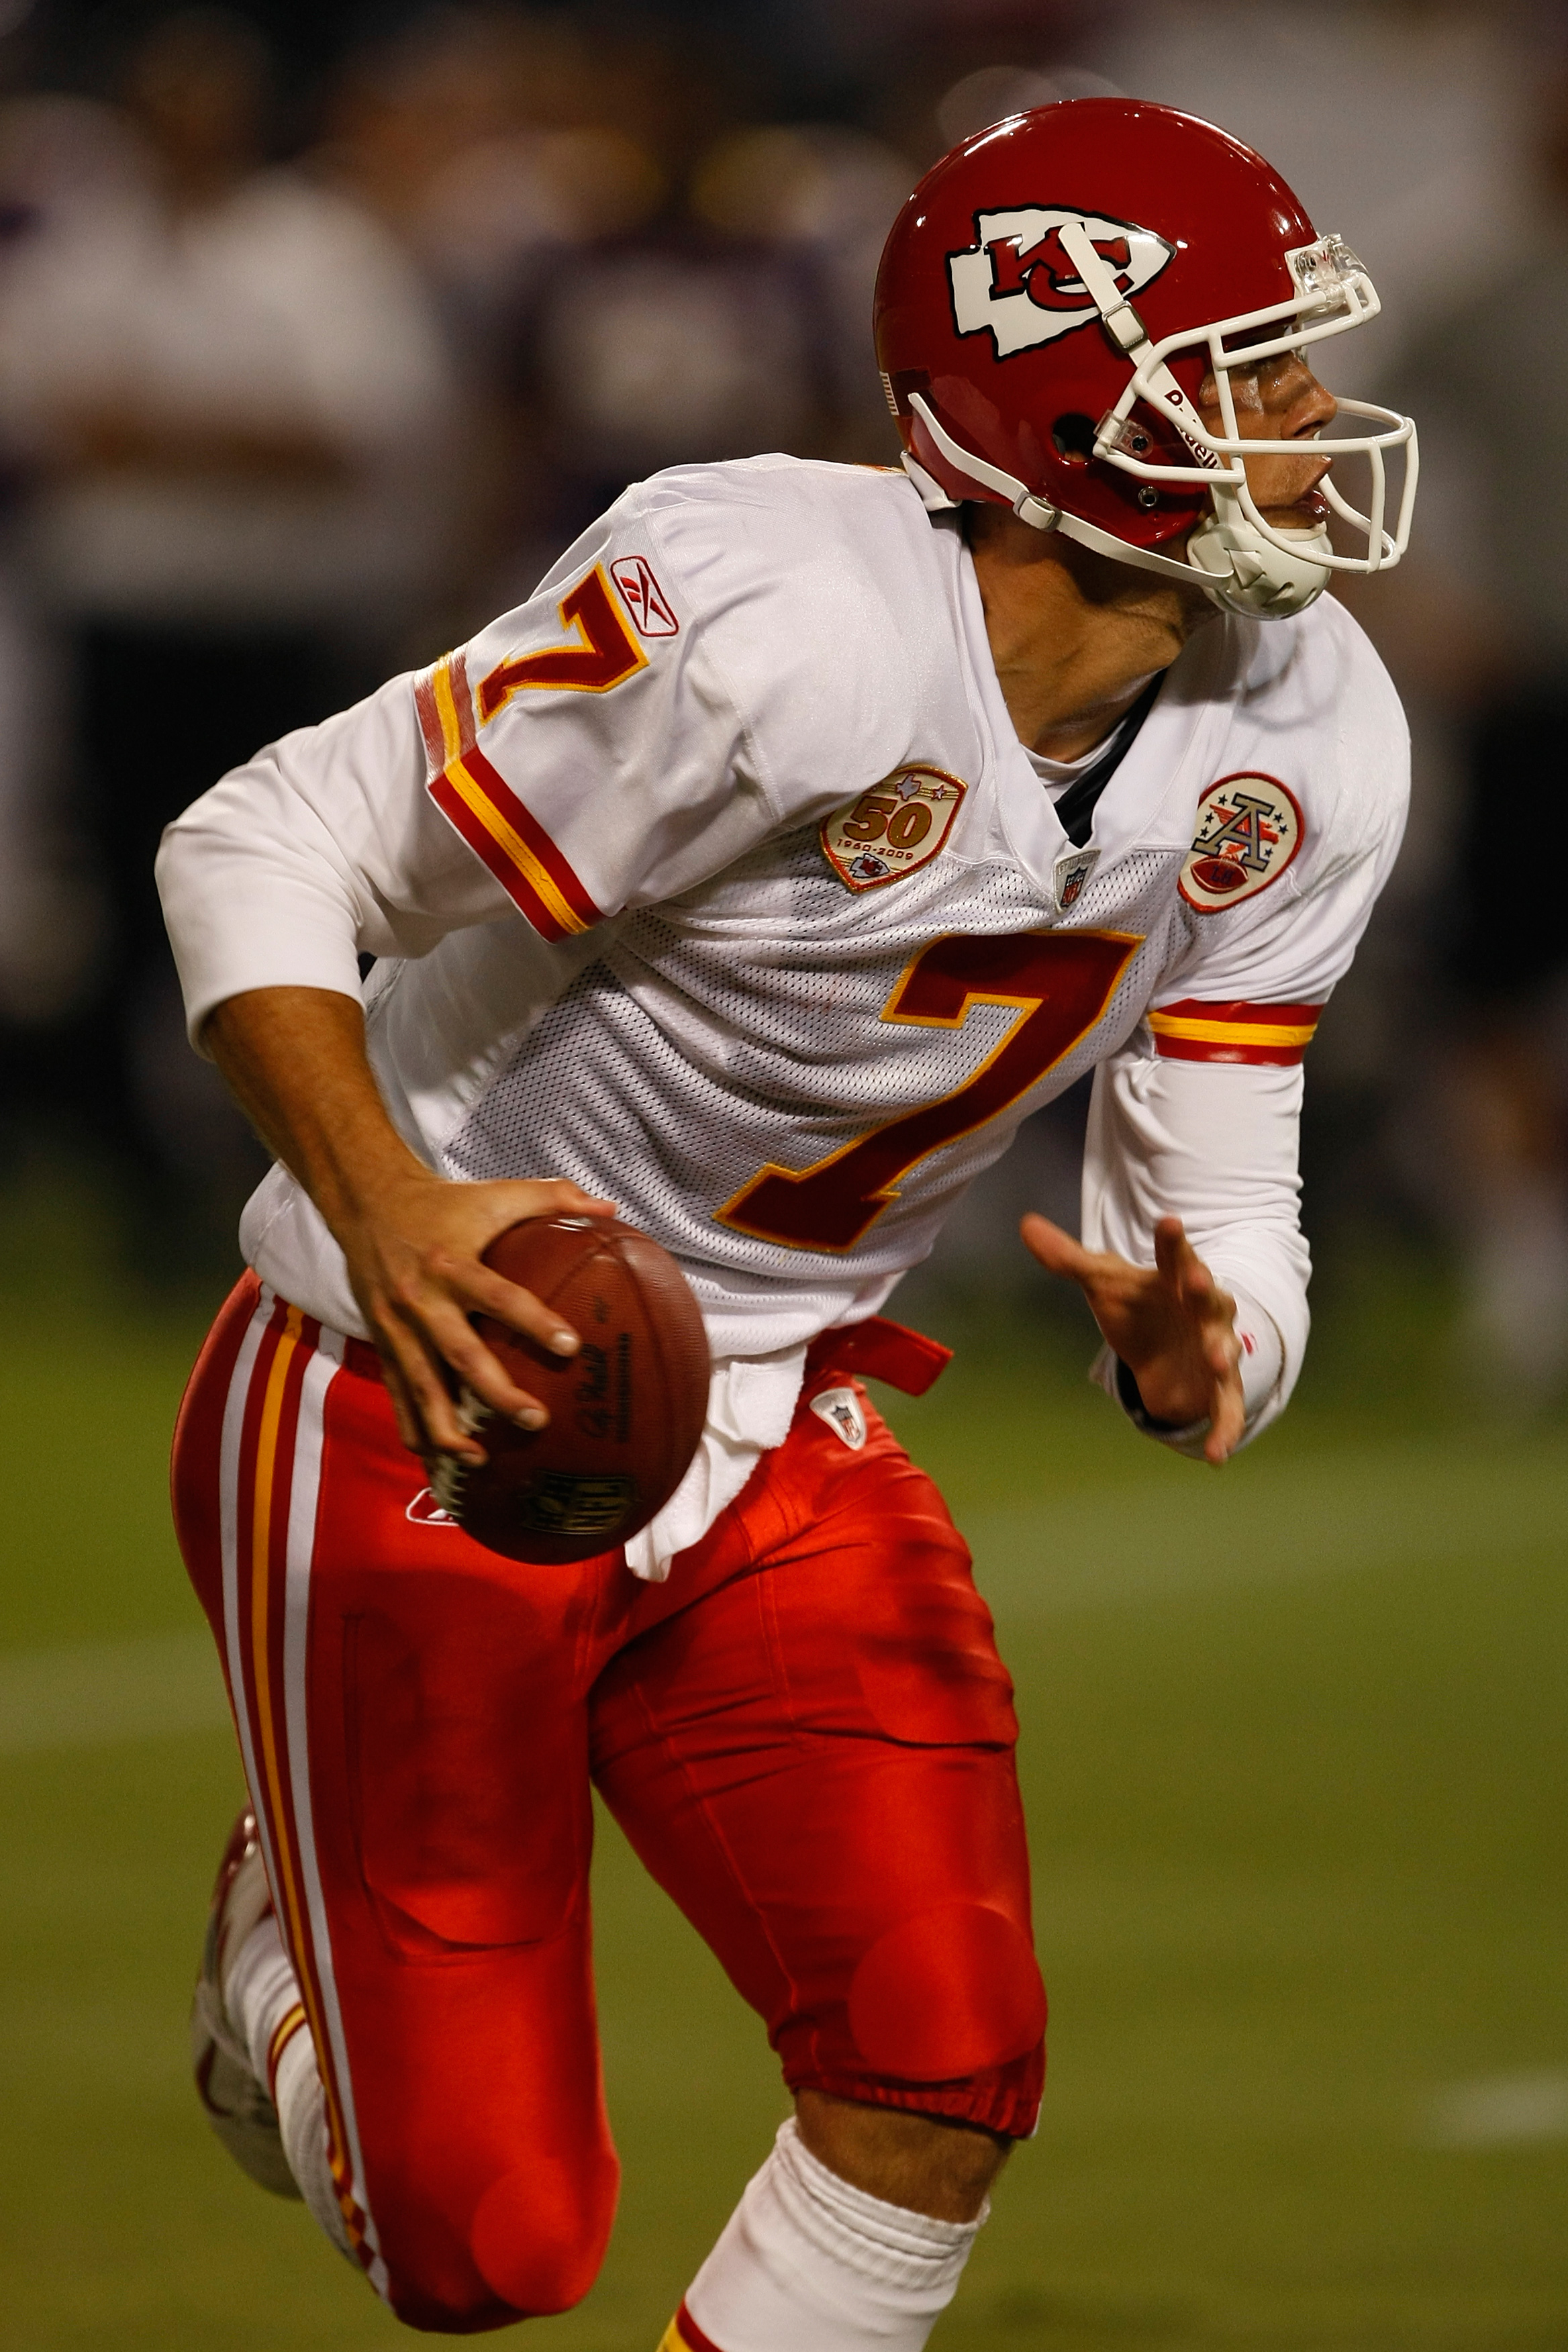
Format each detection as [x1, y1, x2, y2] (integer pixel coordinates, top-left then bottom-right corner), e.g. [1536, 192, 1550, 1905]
[1081, 1047, 1310, 1454]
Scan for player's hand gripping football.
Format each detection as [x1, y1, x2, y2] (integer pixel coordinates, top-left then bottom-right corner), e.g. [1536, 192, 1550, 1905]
[204, 986, 617, 1465]
[1020, 1213, 1246, 1465]
[335, 1163, 618, 1467]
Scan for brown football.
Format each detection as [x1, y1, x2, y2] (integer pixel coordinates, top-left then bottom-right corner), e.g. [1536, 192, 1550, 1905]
[430, 1215, 710, 1563]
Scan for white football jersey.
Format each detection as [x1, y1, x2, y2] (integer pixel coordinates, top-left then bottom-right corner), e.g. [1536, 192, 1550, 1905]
[160, 454, 1408, 1522]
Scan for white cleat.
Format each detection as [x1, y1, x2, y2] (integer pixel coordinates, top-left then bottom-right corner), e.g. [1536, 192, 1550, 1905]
[191, 1810, 302, 2200]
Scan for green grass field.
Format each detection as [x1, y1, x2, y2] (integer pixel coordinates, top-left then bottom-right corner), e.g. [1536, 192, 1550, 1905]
[3, 1173, 1566, 2350]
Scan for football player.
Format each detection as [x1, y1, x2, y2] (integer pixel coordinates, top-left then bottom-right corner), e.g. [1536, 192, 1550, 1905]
[159, 101, 1415, 2350]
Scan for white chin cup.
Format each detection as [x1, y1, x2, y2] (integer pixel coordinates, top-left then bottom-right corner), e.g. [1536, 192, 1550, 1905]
[1185, 512, 1333, 619]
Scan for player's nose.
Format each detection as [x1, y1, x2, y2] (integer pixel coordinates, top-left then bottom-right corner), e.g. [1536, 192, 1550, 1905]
[1287, 363, 1338, 438]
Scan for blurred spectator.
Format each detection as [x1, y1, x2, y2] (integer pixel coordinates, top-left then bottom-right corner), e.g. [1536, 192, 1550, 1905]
[509, 211, 834, 553]
[321, 9, 917, 589]
[0, 569, 92, 1030]
[0, 9, 458, 1244]
[312, 3, 669, 622]
[318, 7, 920, 599]
[485, 19, 912, 571]
[0, 95, 137, 1046]
[316, 6, 662, 345]
[690, 121, 913, 452]
[1381, 64, 1568, 1403]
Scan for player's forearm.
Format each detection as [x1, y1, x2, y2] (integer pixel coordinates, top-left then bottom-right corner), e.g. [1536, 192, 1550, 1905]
[204, 986, 436, 1243]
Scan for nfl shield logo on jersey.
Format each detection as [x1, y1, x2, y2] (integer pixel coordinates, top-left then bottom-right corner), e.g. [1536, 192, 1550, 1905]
[810, 1385, 868, 1451]
[1052, 846, 1099, 913]
[822, 766, 967, 892]
[1179, 773, 1304, 913]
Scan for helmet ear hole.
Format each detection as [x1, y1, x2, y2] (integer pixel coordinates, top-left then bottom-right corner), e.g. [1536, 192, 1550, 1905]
[1050, 413, 1097, 465]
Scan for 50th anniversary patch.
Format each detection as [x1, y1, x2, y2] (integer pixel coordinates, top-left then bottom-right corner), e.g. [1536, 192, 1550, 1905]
[822, 765, 967, 891]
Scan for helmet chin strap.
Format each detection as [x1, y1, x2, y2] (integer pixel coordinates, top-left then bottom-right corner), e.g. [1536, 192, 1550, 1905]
[1185, 491, 1333, 618]
[1072, 494, 1329, 616]
[907, 355, 1331, 622]
[906, 393, 1206, 586]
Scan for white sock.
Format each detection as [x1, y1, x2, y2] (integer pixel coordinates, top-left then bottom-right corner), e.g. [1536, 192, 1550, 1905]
[679, 2118, 983, 2352]
[275, 2028, 354, 2260]
[226, 1916, 352, 2261]
[226, 1914, 302, 2088]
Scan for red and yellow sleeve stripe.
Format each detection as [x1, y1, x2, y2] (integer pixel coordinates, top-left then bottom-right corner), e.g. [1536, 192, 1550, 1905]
[415, 652, 603, 943]
[659, 2304, 724, 2352]
[1147, 997, 1322, 1066]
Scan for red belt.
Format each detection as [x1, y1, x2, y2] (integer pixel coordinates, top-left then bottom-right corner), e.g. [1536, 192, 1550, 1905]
[803, 1314, 952, 1397]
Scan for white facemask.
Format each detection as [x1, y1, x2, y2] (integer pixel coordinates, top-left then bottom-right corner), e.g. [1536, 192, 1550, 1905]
[903, 224, 1417, 624]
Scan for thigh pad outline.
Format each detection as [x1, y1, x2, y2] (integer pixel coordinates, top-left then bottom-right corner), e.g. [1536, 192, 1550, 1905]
[344, 1598, 591, 1955]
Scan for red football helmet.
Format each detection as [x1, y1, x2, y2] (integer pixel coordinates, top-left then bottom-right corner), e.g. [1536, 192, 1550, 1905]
[873, 99, 1417, 618]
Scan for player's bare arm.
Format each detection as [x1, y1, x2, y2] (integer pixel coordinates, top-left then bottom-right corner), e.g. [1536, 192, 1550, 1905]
[203, 984, 616, 1461]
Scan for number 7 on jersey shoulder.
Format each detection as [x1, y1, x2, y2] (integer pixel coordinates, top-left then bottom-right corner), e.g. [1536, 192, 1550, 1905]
[718, 927, 1141, 1253]
[478, 567, 648, 721]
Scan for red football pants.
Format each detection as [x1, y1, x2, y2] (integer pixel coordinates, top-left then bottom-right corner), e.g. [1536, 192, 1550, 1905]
[172, 1275, 1045, 2334]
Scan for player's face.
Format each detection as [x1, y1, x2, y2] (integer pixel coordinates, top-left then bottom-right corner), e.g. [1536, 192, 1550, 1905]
[1195, 352, 1337, 530]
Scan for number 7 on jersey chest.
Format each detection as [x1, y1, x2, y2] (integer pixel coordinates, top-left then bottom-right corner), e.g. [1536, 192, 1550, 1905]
[717, 928, 1141, 1252]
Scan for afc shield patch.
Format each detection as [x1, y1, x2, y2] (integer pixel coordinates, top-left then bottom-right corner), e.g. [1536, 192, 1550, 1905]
[822, 765, 967, 891]
[1179, 773, 1304, 914]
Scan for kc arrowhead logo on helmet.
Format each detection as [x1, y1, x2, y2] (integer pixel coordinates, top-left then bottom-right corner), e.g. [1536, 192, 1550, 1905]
[948, 209, 1175, 358]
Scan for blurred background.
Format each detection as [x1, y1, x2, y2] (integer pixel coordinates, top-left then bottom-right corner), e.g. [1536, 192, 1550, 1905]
[1, 3, 1565, 2347]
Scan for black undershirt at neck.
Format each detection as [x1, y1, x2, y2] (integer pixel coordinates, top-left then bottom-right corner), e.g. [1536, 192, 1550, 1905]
[1051, 672, 1165, 848]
